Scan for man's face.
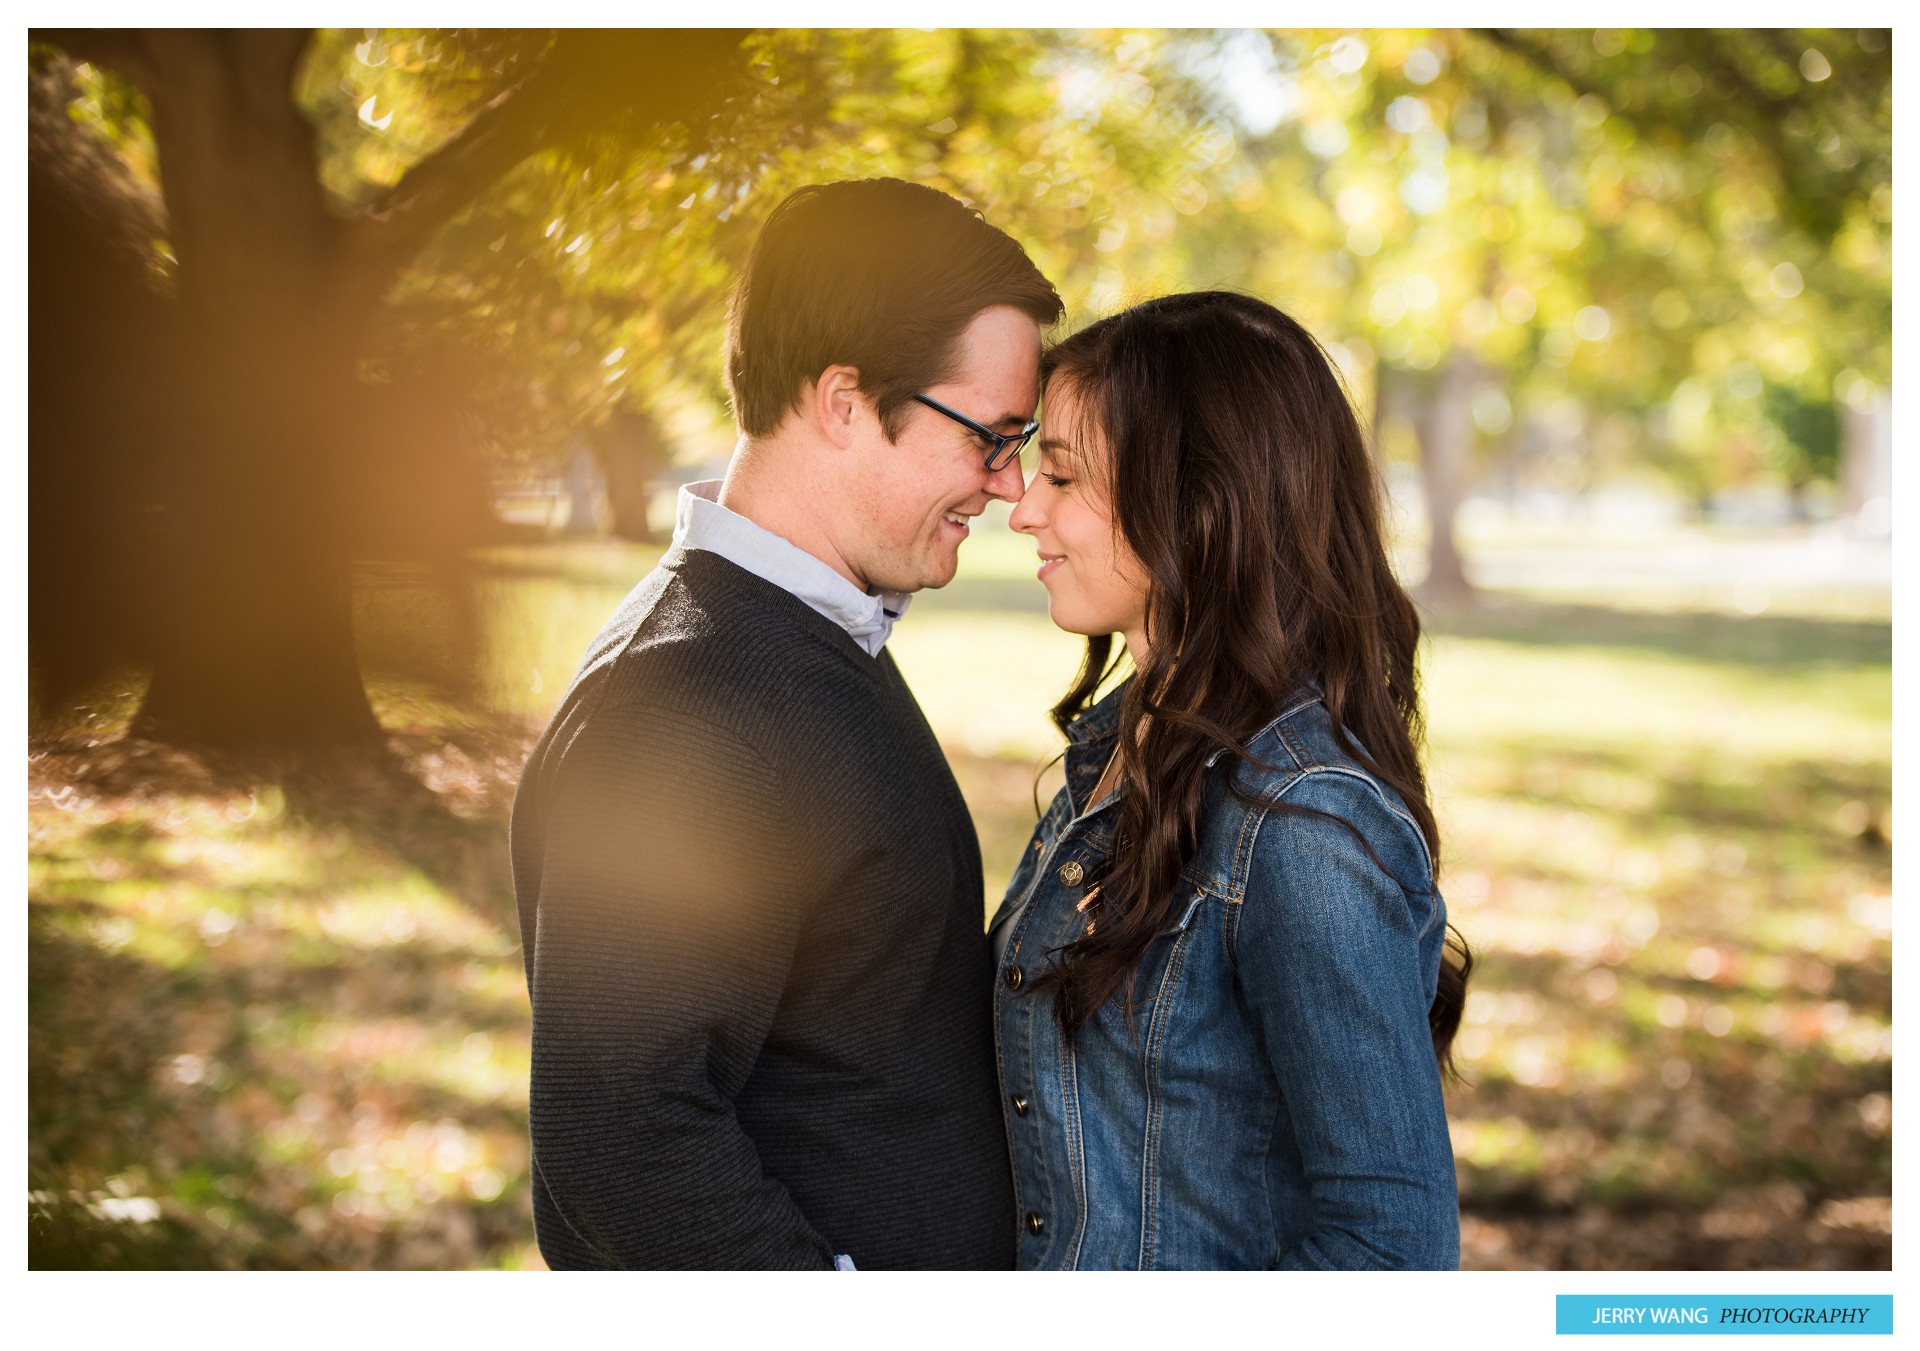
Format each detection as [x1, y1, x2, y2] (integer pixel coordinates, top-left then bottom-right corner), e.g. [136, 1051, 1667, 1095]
[841, 305, 1042, 594]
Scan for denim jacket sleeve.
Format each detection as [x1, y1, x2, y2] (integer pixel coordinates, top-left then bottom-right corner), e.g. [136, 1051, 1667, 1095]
[1231, 769, 1460, 1270]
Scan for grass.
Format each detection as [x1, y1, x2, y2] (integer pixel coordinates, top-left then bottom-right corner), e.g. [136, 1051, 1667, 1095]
[27, 520, 1891, 1269]
[1417, 604, 1889, 1264]
[28, 716, 543, 1269]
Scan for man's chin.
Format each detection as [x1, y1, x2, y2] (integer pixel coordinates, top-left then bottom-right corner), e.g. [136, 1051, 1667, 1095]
[922, 552, 963, 590]
[903, 545, 962, 592]
[868, 571, 942, 595]
[868, 543, 961, 595]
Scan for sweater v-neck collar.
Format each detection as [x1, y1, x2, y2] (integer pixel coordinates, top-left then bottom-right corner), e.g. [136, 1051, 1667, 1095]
[663, 545, 894, 685]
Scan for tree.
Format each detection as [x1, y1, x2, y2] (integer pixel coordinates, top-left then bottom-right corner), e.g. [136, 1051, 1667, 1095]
[30, 28, 752, 755]
[31, 28, 1230, 756]
[1481, 27, 1891, 515]
[1210, 28, 1891, 599]
[596, 403, 672, 542]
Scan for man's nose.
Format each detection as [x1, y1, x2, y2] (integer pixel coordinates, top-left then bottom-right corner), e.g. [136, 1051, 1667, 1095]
[985, 456, 1026, 504]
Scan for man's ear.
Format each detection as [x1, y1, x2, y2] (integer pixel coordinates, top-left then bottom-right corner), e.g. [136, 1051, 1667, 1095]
[812, 364, 867, 450]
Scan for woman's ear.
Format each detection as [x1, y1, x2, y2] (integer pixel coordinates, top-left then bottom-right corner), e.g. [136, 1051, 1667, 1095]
[812, 364, 866, 450]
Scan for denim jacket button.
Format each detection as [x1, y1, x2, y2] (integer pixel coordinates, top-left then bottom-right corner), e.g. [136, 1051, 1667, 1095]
[1011, 1094, 1028, 1117]
[1057, 860, 1084, 887]
[1025, 1212, 1045, 1235]
[1004, 965, 1023, 990]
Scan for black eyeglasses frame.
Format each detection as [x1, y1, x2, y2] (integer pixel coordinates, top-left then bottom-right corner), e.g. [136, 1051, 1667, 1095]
[911, 393, 1039, 472]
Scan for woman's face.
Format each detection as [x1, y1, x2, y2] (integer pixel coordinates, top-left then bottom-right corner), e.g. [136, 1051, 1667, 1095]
[1009, 378, 1151, 656]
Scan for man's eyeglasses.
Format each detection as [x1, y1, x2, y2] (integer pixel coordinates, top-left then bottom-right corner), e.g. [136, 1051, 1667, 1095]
[912, 393, 1039, 472]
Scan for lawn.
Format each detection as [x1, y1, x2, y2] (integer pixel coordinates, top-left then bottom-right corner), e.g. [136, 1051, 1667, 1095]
[27, 522, 1891, 1269]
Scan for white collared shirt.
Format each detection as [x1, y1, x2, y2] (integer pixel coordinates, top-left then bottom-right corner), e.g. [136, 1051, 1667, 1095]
[672, 480, 912, 658]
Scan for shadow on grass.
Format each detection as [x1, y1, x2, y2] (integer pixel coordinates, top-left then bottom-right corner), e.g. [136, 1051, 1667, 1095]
[27, 722, 541, 1270]
[278, 761, 522, 936]
[1450, 947, 1889, 1185]
[1449, 739, 1891, 844]
[29, 908, 258, 1268]
[1423, 596, 1890, 669]
[28, 880, 536, 1269]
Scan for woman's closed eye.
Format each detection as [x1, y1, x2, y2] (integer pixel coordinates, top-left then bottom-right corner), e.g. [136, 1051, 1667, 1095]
[1041, 471, 1073, 489]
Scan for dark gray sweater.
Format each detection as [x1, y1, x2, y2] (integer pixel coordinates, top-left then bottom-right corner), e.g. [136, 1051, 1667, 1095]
[509, 545, 1015, 1269]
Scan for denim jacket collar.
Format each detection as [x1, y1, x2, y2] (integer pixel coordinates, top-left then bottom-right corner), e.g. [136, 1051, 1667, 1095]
[1204, 681, 1325, 768]
[1063, 675, 1327, 784]
[1061, 679, 1130, 817]
[1064, 677, 1128, 745]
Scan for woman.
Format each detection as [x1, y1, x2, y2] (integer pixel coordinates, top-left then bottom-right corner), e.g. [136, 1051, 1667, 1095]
[992, 291, 1470, 1269]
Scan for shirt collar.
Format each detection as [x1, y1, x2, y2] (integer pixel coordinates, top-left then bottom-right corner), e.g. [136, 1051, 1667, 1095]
[672, 480, 912, 657]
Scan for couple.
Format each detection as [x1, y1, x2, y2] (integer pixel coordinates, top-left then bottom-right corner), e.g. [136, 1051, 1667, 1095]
[510, 177, 1470, 1271]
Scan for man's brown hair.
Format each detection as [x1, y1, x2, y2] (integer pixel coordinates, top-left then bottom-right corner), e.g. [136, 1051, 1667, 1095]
[725, 178, 1063, 440]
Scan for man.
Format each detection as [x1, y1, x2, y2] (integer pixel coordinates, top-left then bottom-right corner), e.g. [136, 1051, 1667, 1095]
[509, 178, 1063, 1269]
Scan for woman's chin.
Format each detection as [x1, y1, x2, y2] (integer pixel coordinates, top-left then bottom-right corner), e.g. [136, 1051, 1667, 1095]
[1044, 599, 1104, 640]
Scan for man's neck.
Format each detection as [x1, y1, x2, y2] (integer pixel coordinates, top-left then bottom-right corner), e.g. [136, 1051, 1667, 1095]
[716, 434, 867, 592]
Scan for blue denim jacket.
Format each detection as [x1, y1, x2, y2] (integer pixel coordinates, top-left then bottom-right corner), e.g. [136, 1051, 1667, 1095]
[989, 681, 1459, 1269]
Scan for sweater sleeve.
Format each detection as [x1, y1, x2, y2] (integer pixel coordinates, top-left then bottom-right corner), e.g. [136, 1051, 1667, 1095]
[524, 700, 835, 1269]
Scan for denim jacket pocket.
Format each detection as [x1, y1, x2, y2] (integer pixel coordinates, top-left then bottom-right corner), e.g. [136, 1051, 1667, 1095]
[1085, 887, 1208, 1048]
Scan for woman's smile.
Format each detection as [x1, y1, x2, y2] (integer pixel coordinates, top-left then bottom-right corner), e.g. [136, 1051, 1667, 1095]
[1007, 380, 1150, 653]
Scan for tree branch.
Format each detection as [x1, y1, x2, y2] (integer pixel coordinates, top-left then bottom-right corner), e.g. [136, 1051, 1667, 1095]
[355, 56, 560, 252]
[1481, 28, 1849, 242]
[349, 29, 747, 277]
[1668, 30, 1852, 240]
[27, 52, 169, 261]
[1480, 29, 1602, 102]
[30, 27, 156, 87]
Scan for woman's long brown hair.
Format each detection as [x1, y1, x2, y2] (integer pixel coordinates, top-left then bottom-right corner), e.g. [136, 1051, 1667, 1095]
[1031, 291, 1471, 1074]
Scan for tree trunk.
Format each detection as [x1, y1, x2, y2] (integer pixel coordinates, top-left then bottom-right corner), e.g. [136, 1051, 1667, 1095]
[562, 434, 607, 535]
[1840, 393, 1891, 535]
[133, 528, 382, 755]
[130, 313, 384, 755]
[601, 404, 669, 542]
[1413, 355, 1480, 607]
[107, 32, 386, 756]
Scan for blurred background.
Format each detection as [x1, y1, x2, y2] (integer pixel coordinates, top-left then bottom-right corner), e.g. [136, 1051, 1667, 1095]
[27, 28, 1889, 1269]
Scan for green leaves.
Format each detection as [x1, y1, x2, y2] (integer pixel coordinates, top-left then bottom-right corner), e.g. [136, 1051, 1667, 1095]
[42, 27, 1889, 493]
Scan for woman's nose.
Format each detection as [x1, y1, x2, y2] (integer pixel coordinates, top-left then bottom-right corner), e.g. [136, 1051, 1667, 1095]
[1009, 483, 1044, 533]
